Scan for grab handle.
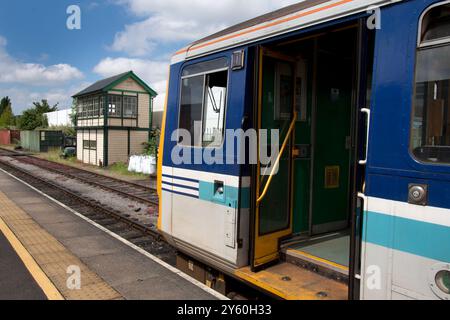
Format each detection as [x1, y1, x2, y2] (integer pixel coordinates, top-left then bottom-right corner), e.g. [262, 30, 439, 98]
[257, 112, 297, 205]
[359, 108, 371, 165]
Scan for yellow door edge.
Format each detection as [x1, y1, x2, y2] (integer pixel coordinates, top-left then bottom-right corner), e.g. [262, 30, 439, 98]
[157, 69, 170, 231]
[253, 50, 296, 267]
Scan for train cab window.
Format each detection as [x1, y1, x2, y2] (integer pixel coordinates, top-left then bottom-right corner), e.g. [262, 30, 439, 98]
[202, 71, 227, 145]
[411, 4, 450, 163]
[179, 58, 229, 147]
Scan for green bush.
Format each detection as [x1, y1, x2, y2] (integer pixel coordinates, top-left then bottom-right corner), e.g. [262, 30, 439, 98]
[143, 128, 160, 157]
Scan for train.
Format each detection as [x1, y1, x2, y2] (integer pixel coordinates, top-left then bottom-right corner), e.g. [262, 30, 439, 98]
[157, 0, 450, 300]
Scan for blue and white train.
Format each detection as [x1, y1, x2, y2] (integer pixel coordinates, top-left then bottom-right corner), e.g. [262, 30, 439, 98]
[157, 0, 450, 300]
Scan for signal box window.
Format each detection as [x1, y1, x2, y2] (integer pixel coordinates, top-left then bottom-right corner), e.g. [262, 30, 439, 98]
[411, 4, 450, 163]
[179, 58, 228, 147]
[123, 96, 138, 118]
[108, 95, 122, 117]
[83, 140, 97, 150]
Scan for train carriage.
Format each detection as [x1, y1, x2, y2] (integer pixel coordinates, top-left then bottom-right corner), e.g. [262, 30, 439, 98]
[157, 0, 450, 300]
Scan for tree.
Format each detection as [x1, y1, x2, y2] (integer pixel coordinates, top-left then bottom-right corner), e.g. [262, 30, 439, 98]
[0, 104, 14, 128]
[17, 99, 58, 130]
[32, 99, 58, 114]
[70, 100, 77, 127]
[0, 96, 11, 116]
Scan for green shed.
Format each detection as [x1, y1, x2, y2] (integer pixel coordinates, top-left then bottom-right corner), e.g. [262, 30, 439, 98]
[20, 130, 64, 152]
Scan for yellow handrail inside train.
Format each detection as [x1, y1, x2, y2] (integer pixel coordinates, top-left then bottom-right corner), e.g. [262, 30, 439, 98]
[257, 112, 297, 205]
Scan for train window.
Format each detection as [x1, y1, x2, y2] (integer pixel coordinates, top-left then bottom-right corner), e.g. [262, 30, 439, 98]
[411, 4, 450, 164]
[182, 58, 228, 77]
[202, 71, 227, 146]
[179, 58, 229, 147]
[420, 4, 450, 44]
[179, 75, 204, 146]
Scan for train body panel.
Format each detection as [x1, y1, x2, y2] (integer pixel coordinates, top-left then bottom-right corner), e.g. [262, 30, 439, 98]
[362, 197, 450, 299]
[159, 0, 450, 300]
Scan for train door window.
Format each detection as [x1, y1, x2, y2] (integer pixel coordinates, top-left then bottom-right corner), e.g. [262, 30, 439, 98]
[202, 71, 227, 146]
[274, 61, 294, 120]
[179, 75, 204, 146]
[179, 58, 229, 147]
[411, 3, 450, 163]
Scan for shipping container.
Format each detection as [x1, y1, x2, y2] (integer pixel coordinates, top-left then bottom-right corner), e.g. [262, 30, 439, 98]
[20, 130, 63, 152]
[0, 129, 20, 145]
[10, 130, 20, 144]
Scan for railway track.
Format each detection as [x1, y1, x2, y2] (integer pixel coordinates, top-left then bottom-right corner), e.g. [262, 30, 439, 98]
[0, 148, 158, 206]
[0, 147, 268, 299]
[0, 149, 175, 264]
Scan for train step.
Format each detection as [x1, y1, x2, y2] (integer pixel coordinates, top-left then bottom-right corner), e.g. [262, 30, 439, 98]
[281, 232, 350, 283]
[235, 262, 348, 300]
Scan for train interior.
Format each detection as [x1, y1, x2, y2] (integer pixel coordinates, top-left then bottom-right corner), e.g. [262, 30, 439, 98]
[241, 23, 375, 298]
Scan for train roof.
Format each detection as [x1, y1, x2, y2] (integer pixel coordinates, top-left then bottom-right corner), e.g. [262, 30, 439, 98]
[171, 0, 401, 64]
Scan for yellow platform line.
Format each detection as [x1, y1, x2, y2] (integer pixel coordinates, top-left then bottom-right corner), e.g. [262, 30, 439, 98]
[0, 190, 122, 300]
[0, 217, 64, 300]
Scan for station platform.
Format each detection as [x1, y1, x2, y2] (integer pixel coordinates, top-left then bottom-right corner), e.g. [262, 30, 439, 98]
[0, 230, 47, 300]
[0, 170, 223, 300]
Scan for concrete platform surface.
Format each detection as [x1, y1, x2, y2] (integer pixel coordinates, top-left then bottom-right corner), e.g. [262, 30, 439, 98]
[0, 231, 47, 300]
[0, 169, 220, 300]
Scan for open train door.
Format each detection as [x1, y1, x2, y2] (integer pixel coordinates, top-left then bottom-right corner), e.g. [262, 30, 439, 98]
[251, 46, 297, 270]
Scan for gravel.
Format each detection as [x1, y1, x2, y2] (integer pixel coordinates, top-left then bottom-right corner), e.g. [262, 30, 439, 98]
[3, 157, 158, 227]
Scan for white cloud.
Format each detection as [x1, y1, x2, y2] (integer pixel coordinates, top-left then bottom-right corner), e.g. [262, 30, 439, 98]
[103, 1, 302, 111]
[112, 0, 302, 57]
[93, 57, 168, 111]
[0, 88, 67, 113]
[1, 82, 91, 114]
[0, 36, 83, 86]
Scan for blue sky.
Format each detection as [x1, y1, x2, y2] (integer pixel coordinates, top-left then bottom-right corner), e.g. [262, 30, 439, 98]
[0, 0, 299, 113]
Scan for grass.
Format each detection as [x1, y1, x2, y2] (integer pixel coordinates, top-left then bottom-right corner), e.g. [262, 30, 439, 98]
[36, 150, 150, 180]
[108, 162, 149, 178]
[38, 149, 78, 166]
[0, 143, 152, 181]
[0, 144, 16, 151]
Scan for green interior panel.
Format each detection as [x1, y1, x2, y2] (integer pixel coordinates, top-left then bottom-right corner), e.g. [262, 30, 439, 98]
[292, 58, 314, 234]
[311, 34, 353, 231]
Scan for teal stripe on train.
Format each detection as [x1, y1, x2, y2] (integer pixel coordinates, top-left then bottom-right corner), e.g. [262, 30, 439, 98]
[363, 211, 450, 262]
[198, 181, 250, 209]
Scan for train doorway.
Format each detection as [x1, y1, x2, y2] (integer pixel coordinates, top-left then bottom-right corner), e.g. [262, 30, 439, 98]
[252, 48, 297, 270]
[252, 22, 373, 282]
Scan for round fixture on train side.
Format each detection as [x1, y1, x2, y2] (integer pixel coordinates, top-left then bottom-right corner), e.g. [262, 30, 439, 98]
[435, 270, 450, 295]
[429, 264, 450, 300]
